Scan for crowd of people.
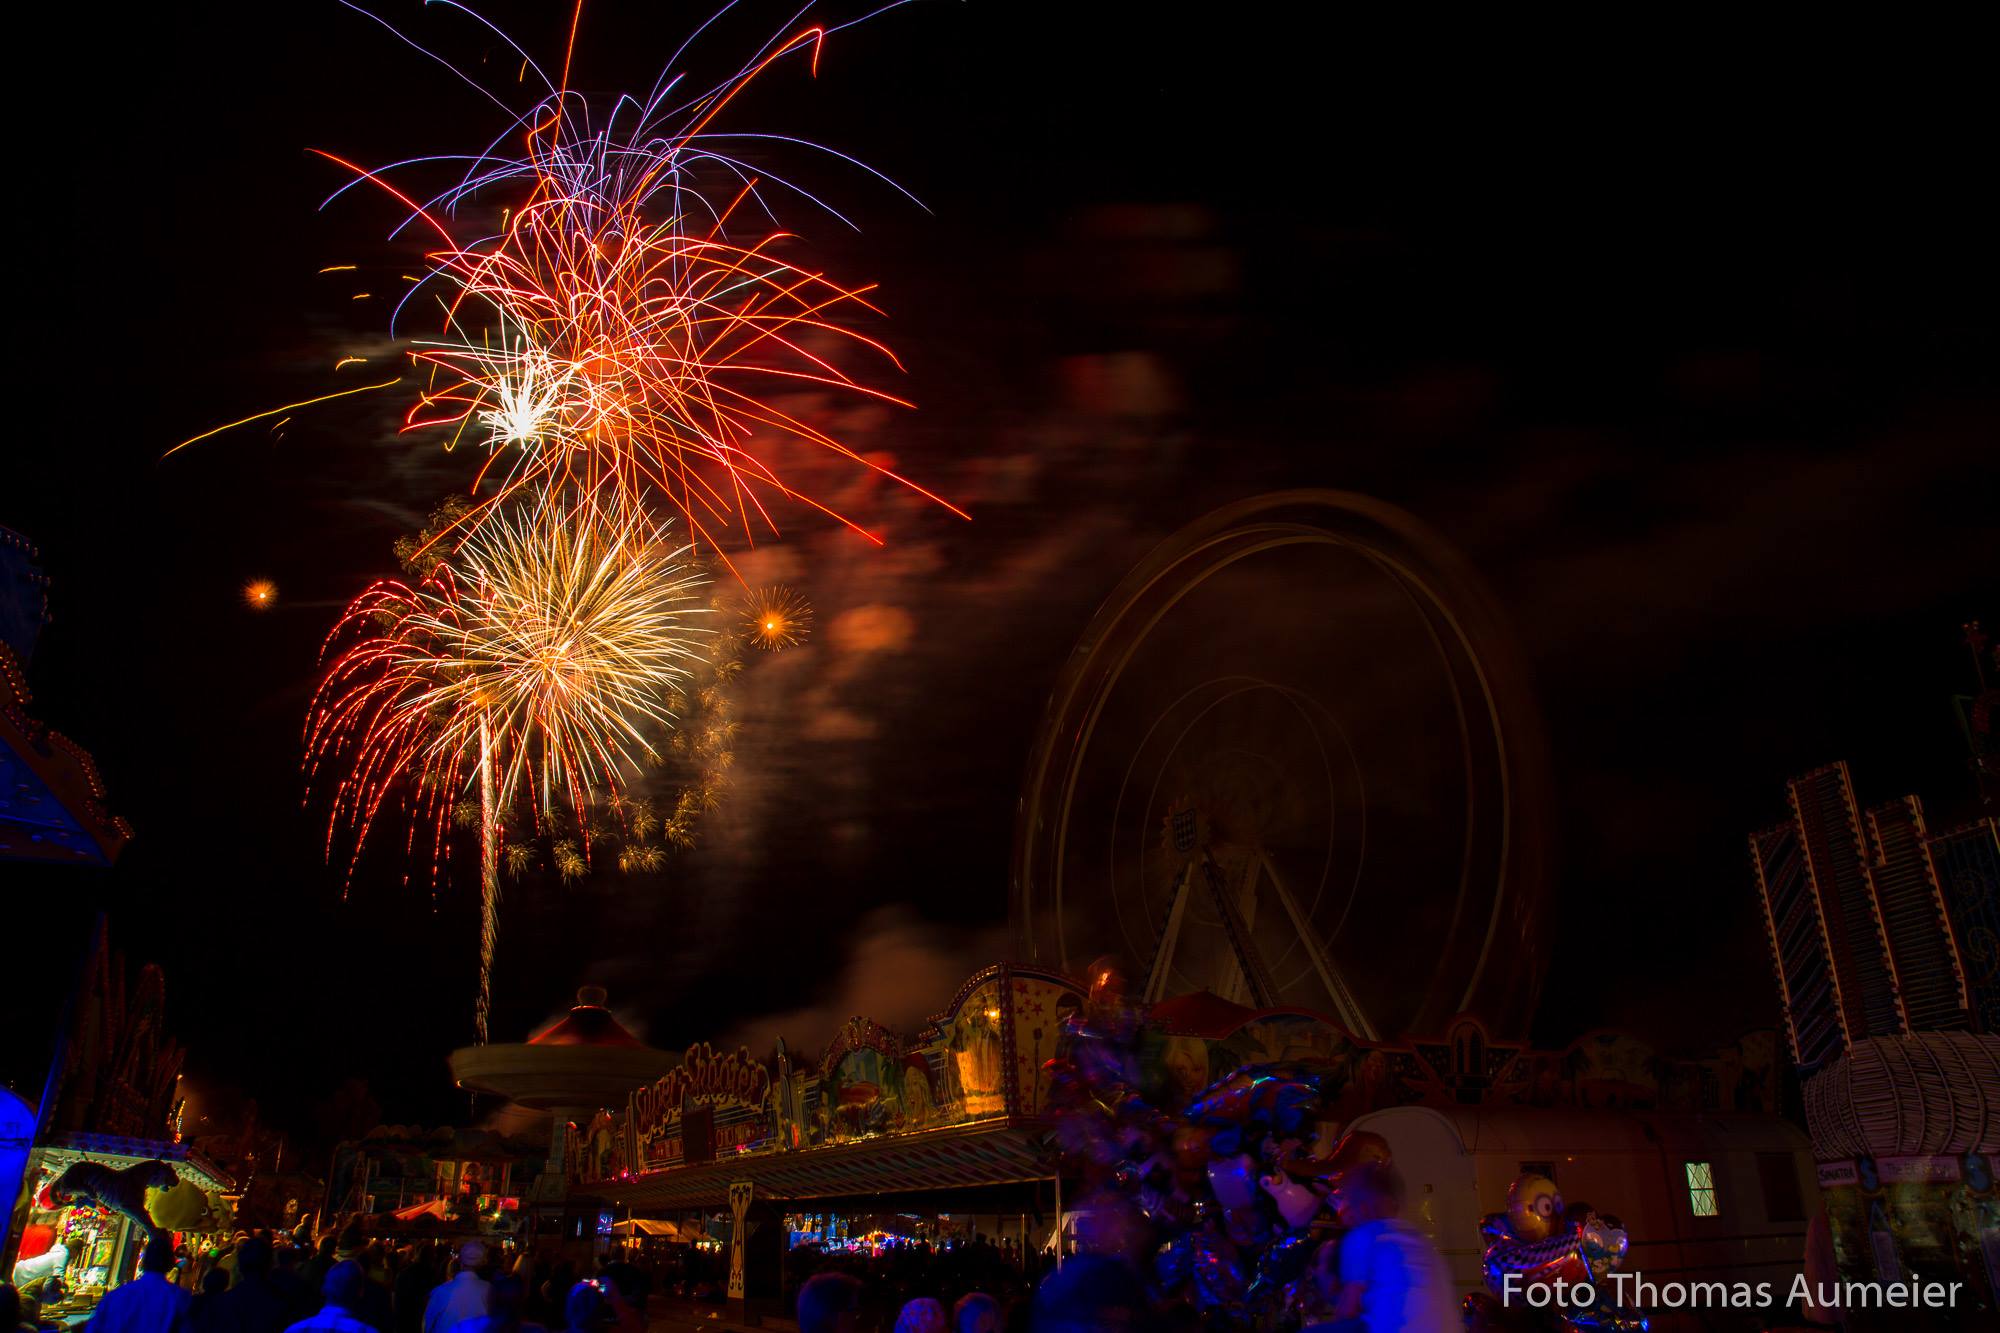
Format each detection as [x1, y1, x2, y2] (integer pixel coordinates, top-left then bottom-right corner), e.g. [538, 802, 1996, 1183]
[3, 1161, 1455, 1333]
[2, 1225, 655, 1333]
[782, 1233, 1043, 1333]
[790, 1162, 1455, 1333]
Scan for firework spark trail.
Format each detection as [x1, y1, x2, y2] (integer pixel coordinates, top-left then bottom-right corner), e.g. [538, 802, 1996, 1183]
[230, 2, 959, 1042]
[305, 492, 710, 1038]
[181, 2, 967, 574]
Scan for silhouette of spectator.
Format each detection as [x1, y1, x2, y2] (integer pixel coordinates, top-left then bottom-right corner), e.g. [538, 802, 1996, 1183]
[453, 1277, 539, 1333]
[214, 1236, 297, 1333]
[283, 1261, 373, 1333]
[422, 1243, 491, 1333]
[391, 1246, 437, 1333]
[4, 1282, 35, 1333]
[953, 1292, 1001, 1333]
[189, 1270, 232, 1333]
[271, 1246, 314, 1328]
[796, 1273, 862, 1333]
[1028, 1255, 1147, 1333]
[86, 1236, 190, 1333]
[559, 1282, 607, 1333]
[895, 1297, 947, 1333]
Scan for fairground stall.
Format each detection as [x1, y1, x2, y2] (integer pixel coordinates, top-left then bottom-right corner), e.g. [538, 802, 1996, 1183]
[574, 963, 1084, 1311]
[3, 923, 236, 1324]
[8, 1134, 233, 1323]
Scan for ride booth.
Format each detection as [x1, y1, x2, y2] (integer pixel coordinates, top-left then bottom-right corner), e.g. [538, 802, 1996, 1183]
[6, 1134, 233, 1325]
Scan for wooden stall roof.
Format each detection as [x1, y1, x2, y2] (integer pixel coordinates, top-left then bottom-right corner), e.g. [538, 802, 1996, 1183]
[593, 1120, 1055, 1211]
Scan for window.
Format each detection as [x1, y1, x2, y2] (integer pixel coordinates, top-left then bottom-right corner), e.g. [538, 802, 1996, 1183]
[1757, 1152, 1804, 1222]
[1686, 1161, 1719, 1217]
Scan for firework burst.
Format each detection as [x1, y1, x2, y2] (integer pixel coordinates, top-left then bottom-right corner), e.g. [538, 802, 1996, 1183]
[742, 585, 812, 651]
[192, 5, 958, 1043]
[305, 492, 710, 1038]
[176, 6, 966, 568]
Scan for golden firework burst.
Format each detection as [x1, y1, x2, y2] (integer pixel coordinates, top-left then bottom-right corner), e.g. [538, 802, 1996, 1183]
[743, 586, 812, 652]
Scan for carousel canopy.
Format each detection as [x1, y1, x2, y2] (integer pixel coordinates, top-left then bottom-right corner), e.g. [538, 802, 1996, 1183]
[450, 988, 675, 1112]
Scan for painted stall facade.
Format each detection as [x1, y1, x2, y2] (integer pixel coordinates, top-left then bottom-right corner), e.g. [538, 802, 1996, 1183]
[572, 963, 1087, 1190]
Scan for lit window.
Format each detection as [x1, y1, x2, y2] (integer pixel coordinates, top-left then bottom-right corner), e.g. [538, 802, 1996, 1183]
[1686, 1161, 1719, 1217]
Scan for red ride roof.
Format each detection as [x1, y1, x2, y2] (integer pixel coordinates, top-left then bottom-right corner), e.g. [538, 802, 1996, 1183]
[1149, 989, 1259, 1038]
[527, 987, 645, 1048]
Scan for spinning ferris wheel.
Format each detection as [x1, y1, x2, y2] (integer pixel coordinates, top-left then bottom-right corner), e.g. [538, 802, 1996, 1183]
[1011, 491, 1553, 1041]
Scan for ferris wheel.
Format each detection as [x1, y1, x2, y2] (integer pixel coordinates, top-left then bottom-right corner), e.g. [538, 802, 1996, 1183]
[1010, 491, 1553, 1041]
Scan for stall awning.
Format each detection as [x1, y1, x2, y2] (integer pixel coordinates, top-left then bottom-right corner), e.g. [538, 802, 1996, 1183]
[390, 1198, 452, 1222]
[609, 1218, 684, 1238]
[597, 1121, 1055, 1211]
[34, 1131, 234, 1193]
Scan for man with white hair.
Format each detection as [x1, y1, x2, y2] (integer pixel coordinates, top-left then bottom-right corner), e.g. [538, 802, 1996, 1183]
[420, 1243, 490, 1333]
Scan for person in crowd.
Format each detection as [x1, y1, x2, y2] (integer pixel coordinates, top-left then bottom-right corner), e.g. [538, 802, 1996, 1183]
[538, 1260, 575, 1321]
[3, 1283, 35, 1333]
[894, 1297, 947, 1333]
[1028, 1255, 1148, 1333]
[796, 1272, 863, 1333]
[217, 1237, 249, 1291]
[558, 1282, 607, 1333]
[303, 1238, 338, 1301]
[391, 1245, 436, 1333]
[1310, 1160, 1455, 1333]
[17, 1291, 59, 1333]
[327, 1229, 391, 1333]
[952, 1292, 1000, 1333]
[422, 1243, 490, 1333]
[454, 1277, 539, 1333]
[271, 1245, 315, 1328]
[189, 1270, 233, 1333]
[86, 1236, 190, 1333]
[282, 1261, 374, 1333]
[588, 1270, 639, 1333]
[214, 1235, 294, 1333]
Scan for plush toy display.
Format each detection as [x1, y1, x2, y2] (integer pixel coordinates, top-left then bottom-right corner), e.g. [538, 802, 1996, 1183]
[42, 1159, 179, 1242]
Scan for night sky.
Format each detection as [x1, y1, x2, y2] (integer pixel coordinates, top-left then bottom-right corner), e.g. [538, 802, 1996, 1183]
[6, 3, 1995, 1151]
